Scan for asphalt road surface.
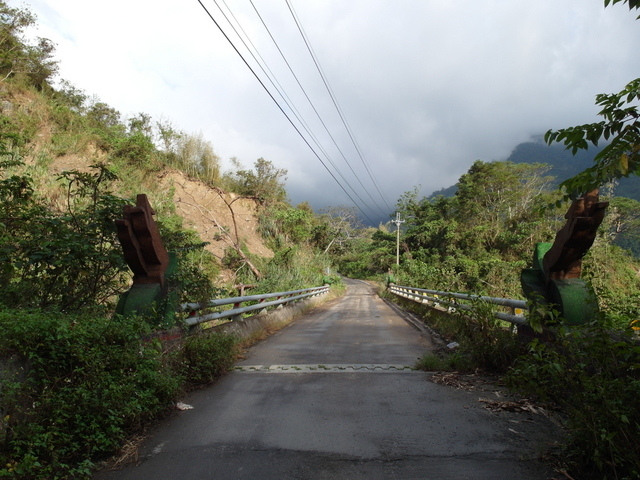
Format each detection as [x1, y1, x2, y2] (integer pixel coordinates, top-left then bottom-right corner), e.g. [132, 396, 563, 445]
[95, 278, 560, 480]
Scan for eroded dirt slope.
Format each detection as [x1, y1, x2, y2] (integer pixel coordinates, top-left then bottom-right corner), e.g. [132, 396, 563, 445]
[45, 151, 273, 281]
[156, 169, 273, 261]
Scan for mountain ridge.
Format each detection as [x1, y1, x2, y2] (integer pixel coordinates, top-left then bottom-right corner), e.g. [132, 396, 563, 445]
[429, 139, 640, 200]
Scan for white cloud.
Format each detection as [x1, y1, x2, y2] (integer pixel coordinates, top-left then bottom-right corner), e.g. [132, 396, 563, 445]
[10, 0, 640, 223]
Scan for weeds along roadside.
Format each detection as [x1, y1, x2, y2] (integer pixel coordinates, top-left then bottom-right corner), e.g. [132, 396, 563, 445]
[0, 24, 347, 478]
[0, 280, 342, 480]
[382, 290, 523, 373]
[505, 323, 640, 480]
[0, 308, 237, 479]
[383, 290, 640, 480]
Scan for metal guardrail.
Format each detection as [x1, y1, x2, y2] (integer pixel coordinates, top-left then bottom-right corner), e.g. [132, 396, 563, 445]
[181, 285, 330, 327]
[388, 284, 528, 325]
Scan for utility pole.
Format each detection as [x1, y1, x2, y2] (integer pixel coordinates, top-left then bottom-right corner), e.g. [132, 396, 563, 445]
[392, 212, 405, 266]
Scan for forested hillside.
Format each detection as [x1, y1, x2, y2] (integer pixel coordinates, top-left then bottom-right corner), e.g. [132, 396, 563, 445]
[507, 139, 640, 200]
[431, 137, 640, 200]
[428, 140, 640, 256]
[339, 159, 640, 320]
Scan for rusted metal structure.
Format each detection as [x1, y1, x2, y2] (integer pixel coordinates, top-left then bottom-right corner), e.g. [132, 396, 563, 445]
[115, 194, 178, 324]
[521, 190, 608, 326]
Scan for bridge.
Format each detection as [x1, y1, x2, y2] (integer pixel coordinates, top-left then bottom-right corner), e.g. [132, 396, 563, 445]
[95, 278, 560, 480]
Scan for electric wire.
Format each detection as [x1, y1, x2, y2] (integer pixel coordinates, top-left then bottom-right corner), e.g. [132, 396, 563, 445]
[288, 1, 393, 213]
[287, 0, 392, 213]
[215, 0, 377, 214]
[196, 0, 377, 225]
[250, 0, 390, 219]
[286, 0, 394, 213]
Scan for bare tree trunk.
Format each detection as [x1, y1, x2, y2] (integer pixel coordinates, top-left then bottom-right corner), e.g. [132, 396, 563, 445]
[323, 237, 336, 255]
[217, 191, 263, 280]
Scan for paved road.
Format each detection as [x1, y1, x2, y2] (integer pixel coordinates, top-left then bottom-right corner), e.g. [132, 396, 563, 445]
[95, 279, 559, 480]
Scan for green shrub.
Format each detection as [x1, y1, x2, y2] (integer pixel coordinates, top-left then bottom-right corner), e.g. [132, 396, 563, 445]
[177, 332, 238, 386]
[248, 246, 331, 295]
[583, 243, 640, 331]
[388, 294, 522, 373]
[505, 324, 640, 479]
[159, 221, 222, 307]
[0, 161, 130, 311]
[0, 308, 181, 479]
[112, 131, 157, 169]
[451, 300, 522, 372]
[415, 351, 472, 372]
[321, 273, 341, 285]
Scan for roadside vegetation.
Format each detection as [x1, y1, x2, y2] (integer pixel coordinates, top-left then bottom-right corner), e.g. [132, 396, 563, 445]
[315, 80, 639, 477]
[357, 143, 640, 479]
[0, 1, 639, 479]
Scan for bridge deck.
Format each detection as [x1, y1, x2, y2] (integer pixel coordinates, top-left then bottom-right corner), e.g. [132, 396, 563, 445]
[95, 278, 561, 480]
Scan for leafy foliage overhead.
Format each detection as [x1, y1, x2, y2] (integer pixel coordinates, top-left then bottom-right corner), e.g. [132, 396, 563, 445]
[543, 0, 640, 198]
[545, 78, 640, 197]
[605, 0, 640, 16]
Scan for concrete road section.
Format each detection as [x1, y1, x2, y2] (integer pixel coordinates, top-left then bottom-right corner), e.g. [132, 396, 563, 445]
[95, 279, 560, 480]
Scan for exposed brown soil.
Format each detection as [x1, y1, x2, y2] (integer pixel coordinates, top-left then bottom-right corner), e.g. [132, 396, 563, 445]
[3, 86, 272, 286]
[44, 152, 273, 285]
[155, 169, 273, 262]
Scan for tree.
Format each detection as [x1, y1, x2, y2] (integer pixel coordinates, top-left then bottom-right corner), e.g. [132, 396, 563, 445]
[385, 162, 563, 295]
[0, 1, 57, 88]
[54, 80, 88, 112]
[269, 203, 314, 245]
[448, 161, 556, 255]
[86, 100, 123, 151]
[223, 157, 287, 205]
[173, 132, 221, 184]
[317, 206, 363, 255]
[87, 100, 121, 131]
[456, 161, 552, 226]
[606, 197, 640, 255]
[545, 1, 640, 197]
[112, 112, 157, 168]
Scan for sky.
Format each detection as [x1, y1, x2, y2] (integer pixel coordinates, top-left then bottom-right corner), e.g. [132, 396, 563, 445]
[9, 0, 640, 224]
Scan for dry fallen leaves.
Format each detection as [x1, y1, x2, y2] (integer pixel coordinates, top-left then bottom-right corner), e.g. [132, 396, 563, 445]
[479, 397, 543, 414]
[429, 372, 492, 390]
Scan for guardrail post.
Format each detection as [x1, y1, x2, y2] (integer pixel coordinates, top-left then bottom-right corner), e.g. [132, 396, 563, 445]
[232, 301, 243, 321]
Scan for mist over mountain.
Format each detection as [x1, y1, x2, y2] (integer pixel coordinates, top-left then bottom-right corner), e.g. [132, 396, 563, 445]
[429, 138, 640, 201]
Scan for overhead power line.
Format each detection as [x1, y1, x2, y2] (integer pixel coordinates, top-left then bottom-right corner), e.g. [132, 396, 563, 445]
[196, 0, 377, 225]
[285, 0, 394, 213]
[251, 0, 390, 219]
[213, 0, 378, 218]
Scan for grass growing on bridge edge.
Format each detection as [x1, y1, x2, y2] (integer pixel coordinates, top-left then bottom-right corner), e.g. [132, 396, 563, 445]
[382, 291, 522, 373]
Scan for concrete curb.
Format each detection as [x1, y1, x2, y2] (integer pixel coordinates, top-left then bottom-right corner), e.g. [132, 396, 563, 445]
[205, 290, 335, 343]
